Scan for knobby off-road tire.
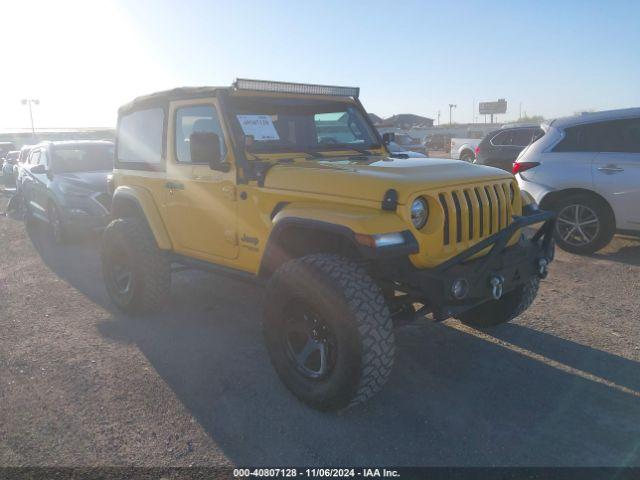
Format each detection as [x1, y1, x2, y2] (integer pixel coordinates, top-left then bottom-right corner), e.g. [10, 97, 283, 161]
[264, 254, 395, 411]
[456, 277, 540, 328]
[101, 217, 171, 314]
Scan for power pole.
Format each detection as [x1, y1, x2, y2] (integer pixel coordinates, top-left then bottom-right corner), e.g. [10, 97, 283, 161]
[449, 104, 457, 125]
[519, 102, 522, 120]
[21, 98, 40, 135]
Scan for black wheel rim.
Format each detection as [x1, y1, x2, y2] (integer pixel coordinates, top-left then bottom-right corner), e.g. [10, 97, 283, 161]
[109, 247, 133, 296]
[556, 204, 600, 247]
[283, 301, 337, 380]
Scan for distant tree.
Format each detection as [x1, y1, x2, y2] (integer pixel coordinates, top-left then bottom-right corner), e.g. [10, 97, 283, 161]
[516, 115, 544, 124]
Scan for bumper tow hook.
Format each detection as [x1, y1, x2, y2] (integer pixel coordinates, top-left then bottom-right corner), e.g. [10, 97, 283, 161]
[537, 258, 549, 279]
[489, 275, 504, 300]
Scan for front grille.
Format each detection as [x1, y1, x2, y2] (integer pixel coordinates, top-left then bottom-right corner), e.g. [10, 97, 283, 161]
[438, 180, 517, 246]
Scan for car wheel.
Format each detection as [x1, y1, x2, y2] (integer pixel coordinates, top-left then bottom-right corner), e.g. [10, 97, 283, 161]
[47, 203, 68, 244]
[101, 217, 171, 314]
[263, 253, 394, 411]
[460, 151, 475, 162]
[552, 194, 615, 254]
[456, 277, 540, 328]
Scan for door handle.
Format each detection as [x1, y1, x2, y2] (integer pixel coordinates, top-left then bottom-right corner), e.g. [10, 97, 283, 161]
[165, 181, 185, 190]
[597, 166, 624, 173]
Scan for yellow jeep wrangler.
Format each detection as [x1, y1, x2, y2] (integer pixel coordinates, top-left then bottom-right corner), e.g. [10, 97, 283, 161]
[102, 79, 555, 411]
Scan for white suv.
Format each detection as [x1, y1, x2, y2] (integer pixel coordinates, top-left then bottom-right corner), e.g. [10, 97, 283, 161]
[514, 108, 640, 254]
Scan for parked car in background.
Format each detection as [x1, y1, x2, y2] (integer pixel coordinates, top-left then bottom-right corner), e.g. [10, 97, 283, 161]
[387, 140, 429, 158]
[15, 145, 35, 196]
[2, 151, 19, 187]
[392, 133, 426, 154]
[424, 133, 451, 152]
[475, 125, 544, 171]
[450, 137, 480, 162]
[22, 140, 114, 243]
[0, 141, 16, 160]
[514, 108, 640, 254]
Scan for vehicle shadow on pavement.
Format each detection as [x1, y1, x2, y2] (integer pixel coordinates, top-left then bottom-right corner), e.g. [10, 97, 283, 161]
[588, 238, 640, 266]
[26, 222, 640, 467]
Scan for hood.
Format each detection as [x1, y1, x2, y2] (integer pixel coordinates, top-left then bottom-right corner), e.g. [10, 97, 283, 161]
[56, 170, 110, 192]
[264, 156, 513, 204]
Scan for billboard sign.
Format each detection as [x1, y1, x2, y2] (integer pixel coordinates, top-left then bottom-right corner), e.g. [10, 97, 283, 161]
[479, 99, 507, 115]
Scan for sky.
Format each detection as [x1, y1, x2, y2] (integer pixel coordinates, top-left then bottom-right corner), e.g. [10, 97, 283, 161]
[1, 0, 639, 130]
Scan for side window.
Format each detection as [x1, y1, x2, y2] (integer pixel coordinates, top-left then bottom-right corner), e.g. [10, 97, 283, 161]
[491, 131, 511, 146]
[532, 128, 545, 143]
[554, 121, 617, 153]
[510, 129, 533, 147]
[39, 150, 49, 167]
[117, 108, 165, 167]
[175, 105, 226, 163]
[29, 150, 41, 165]
[617, 118, 640, 154]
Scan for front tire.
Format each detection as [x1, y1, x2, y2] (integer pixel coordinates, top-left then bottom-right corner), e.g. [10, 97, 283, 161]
[101, 217, 171, 314]
[47, 203, 68, 244]
[263, 254, 394, 411]
[456, 277, 539, 328]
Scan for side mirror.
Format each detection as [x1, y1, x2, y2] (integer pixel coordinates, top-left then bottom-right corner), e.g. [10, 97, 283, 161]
[190, 132, 227, 171]
[30, 164, 48, 174]
[382, 132, 395, 145]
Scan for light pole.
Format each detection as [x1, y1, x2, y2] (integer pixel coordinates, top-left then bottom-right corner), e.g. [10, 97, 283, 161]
[448, 104, 457, 125]
[437, 110, 441, 126]
[21, 98, 40, 134]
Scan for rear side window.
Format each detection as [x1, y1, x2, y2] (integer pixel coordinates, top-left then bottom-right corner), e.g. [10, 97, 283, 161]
[29, 150, 41, 165]
[490, 131, 512, 146]
[510, 129, 534, 147]
[554, 119, 640, 153]
[117, 108, 165, 168]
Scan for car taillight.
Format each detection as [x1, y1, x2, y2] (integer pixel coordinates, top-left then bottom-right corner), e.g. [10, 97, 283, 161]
[474, 146, 480, 155]
[512, 161, 540, 175]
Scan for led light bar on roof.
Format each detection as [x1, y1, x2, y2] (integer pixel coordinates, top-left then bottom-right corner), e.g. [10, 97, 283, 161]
[234, 78, 359, 98]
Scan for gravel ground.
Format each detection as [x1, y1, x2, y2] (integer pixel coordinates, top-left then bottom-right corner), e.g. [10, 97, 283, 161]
[0, 193, 639, 467]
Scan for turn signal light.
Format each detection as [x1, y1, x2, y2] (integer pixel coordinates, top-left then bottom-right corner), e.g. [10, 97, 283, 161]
[512, 162, 540, 175]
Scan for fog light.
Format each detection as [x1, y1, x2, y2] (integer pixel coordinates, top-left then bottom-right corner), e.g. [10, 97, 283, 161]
[451, 278, 469, 300]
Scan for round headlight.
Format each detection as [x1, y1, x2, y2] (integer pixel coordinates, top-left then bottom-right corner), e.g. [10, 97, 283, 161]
[410, 197, 429, 229]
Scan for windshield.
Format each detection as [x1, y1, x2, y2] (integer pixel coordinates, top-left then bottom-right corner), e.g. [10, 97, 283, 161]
[227, 96, 380, 155]
[52, 144, 114, 173]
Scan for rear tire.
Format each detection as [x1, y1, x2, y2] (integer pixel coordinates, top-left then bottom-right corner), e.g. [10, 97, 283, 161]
[551, 193, 615, 254]
[263, 254, 394, 411]
[101, 217, 171, 314]
[460, 151, 475, 162]
[456, 277, 539, 328]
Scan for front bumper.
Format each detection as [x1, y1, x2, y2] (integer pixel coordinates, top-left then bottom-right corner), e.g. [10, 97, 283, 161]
[396, 207, 556, 319]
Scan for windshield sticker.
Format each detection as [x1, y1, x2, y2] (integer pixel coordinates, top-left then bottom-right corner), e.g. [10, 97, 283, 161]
[236, 115, 280, 141]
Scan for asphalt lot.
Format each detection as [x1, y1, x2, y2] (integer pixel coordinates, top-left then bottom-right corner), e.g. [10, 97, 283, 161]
[1, 193, 639, 467]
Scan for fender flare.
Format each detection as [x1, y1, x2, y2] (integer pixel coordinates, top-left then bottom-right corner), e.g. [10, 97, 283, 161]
[259, 215, 417, 278]
[111, 186, 172, 250]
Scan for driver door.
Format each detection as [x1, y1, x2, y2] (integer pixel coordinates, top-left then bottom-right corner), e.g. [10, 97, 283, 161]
[161, 99, 239, 262]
